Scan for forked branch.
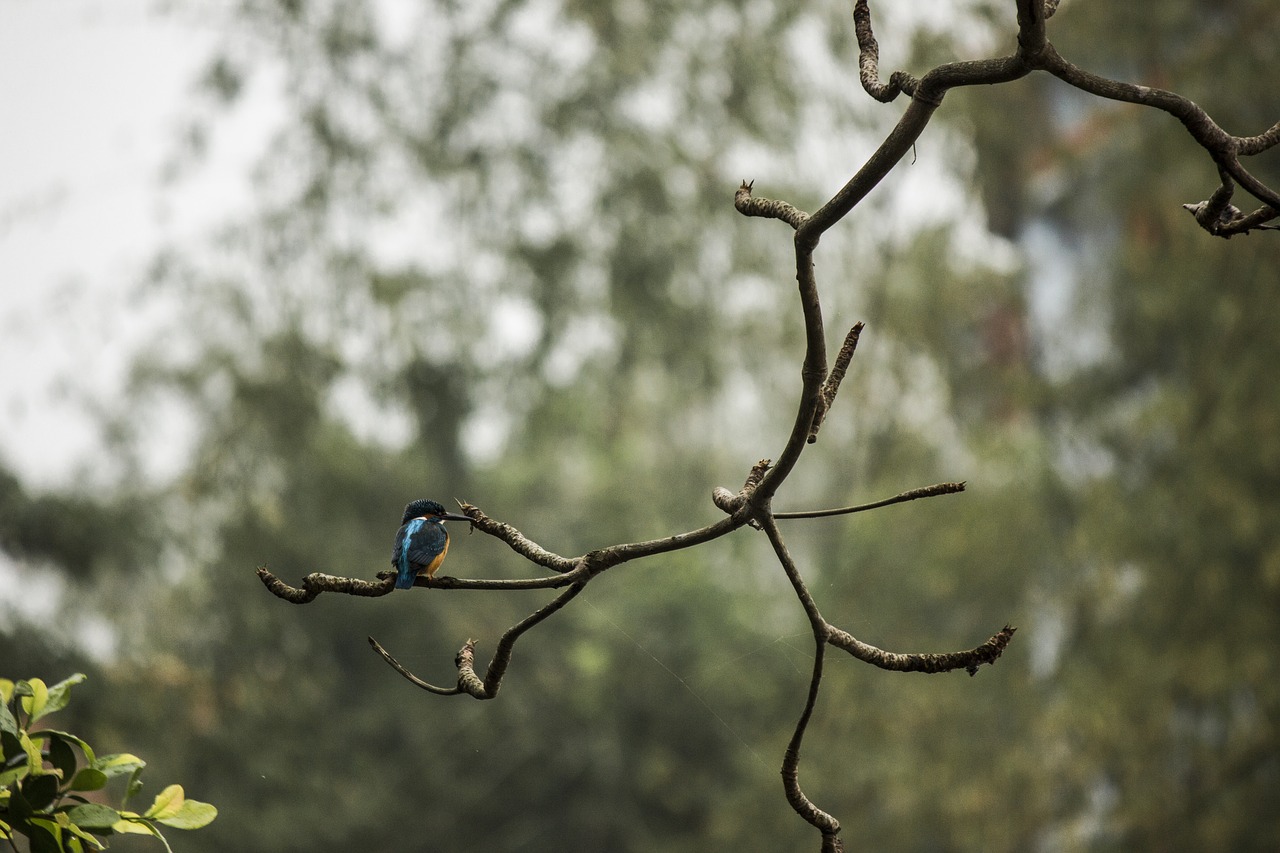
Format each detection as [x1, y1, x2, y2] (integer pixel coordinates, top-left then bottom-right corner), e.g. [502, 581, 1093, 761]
[257, 1, 1275, 848]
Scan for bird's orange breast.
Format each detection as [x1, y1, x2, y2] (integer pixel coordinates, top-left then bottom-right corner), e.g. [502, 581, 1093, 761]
[424, 534, 450, 578]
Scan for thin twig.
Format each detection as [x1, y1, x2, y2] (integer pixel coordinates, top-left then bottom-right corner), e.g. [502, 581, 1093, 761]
[473, 581, 588, 697]
[808, 323, 864, 444]
[759, 513, 841, 842]
[775, 482, 966, 520]
[458, 502, 578, 573]
[369, 582, 588, 699]
[367, 636, 462, 695]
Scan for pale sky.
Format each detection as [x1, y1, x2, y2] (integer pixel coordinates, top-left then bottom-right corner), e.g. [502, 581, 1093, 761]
[0, 0, 238, 488]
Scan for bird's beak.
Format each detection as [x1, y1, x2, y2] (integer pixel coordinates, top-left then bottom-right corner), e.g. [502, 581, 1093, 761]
[441, 512, 474, 525]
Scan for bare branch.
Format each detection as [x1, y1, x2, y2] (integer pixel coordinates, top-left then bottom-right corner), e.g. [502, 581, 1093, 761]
[782, 636, 842, 845]
[258, 564, 585, 602]
[1236, 119, 1280, 156]
[827, 624, 1017, 676]
[853, 0, 916, 103]
[775, 481, 966, 520]
[1217, 154, 1280, 216]
[754, 238, 826, 504]
[600, 516, 743, 565]
[367, 636, 462, 695]
[850, 1, 1279, 230]
[1032, 44, 1280, 213]
[808, 322, 864, 444]
[1015, 0, 1050, 57]
[257, 567, 394, 603]
[472, 581, 588, 697]
[743, 458, 772, 492]
[369, 582, 588, 699]
[458, 502, 578, 573]
[714, 460, 773, 527]
[759, 513, 842, 843]
[734, 180, 809, 230]
[1182, 169, 1280, 238]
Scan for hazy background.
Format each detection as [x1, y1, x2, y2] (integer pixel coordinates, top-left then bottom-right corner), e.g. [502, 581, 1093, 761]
[3, 1, 1279, 850]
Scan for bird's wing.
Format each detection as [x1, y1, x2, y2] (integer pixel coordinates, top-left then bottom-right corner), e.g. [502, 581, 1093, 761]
[391, 520, 417, 565]
[404, 521, 448, 565]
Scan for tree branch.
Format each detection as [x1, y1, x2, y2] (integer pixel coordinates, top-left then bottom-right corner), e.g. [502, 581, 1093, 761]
[456, 502, 578, 573]
[775, 481, 966, 520]
[809, 322, 863, 444]
[369, 582, 588, 699]
[759, 512, 842, 845]
[256, 567, 394, 603]
[828, 624, 1017, 676]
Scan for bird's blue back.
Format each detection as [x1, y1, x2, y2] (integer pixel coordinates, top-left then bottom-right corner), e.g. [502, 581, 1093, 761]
[392, 517, 449, 589]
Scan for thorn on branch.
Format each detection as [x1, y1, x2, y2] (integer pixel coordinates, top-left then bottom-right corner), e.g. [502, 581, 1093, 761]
[734, 180, 810, 230]
[808, 323, 864, 444]
[827, 624, 1016, 675]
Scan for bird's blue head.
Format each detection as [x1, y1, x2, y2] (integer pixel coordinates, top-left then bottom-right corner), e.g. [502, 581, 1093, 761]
[401, 498, 472, 525]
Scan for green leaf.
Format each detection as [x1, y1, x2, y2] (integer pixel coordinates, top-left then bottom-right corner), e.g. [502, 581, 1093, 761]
[19, 732, 45, 777]
[68, 769, 107, 793]
[90, 753, 143, 778]
[1, 728, 22, 762]
[0, 697, 17, 738]
[123, 766, 144, 805]
[153, 799, 217, 830]
[64, 821, 106, 851]
[26, 816, 64, 853]
[7, 781, 33, 821]
[20, 772, 60, 810]
[0, 678, 14, 704]
[47, 738, 78, 783]
[66, 804, 121, 830]
[111, 814, 161, 836]
[40, 675, 86, 720]
[143, 784, 184, 820]
[19, 679, 49, 723]
[0, 761, 30, 789]
[43, 732, 96, 768]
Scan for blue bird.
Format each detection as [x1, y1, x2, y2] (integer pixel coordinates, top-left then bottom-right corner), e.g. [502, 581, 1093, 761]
[391, 499, 473, 589]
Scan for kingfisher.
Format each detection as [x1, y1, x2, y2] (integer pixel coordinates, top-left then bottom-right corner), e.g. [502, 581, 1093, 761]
[391, 499, 473, 589]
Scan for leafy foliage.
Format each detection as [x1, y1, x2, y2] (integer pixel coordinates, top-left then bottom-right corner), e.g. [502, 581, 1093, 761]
[0, 675, 216, 853]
